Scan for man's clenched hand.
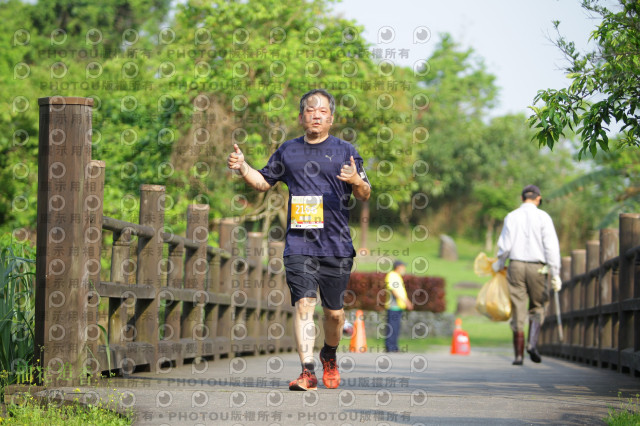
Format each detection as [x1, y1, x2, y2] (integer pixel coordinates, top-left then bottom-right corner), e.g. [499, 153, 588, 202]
[227, 144, 245, 173]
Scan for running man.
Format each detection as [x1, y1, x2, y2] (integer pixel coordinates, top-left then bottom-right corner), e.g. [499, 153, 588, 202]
[227, 89, 371, 390]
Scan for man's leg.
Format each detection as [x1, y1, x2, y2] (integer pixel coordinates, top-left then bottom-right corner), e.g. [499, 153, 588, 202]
[283, 254, 320, 391]
[289, 296, 319, 391]
[317, 256, 352, 389]
[294, 297, 318, 367]
[386, 310, 401, 352]
[525, 263, 549, 363]
[319, 306, 343, 389]
[322, 306, 345, 347]
[507, 261, 527, 365]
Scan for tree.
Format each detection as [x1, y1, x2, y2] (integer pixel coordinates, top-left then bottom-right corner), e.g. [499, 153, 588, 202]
[528, 0, 640, 157]
[413, 34, 498, 203]
[169, 0, 420, 231]
[470, 114, 577, 251]
[548, 141, 640, 228]
[0, 0, 420, 238]
[0, 0, 173, 232]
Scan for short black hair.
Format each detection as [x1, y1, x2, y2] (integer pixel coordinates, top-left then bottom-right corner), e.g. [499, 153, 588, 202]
[299, 89, 335, 115]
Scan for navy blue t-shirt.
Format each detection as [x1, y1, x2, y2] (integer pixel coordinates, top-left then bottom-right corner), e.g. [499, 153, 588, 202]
[258, 135, 370, 258]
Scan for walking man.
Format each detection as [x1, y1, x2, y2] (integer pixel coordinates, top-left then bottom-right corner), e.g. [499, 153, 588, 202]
[227, 89, 371, 390]
[493, 185, 562, 365]
[385, 260, 413, 352]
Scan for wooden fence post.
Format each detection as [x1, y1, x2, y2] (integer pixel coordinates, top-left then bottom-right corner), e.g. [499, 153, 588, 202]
[35, 97, 92, 385]
[559, 255, 572, 356]
[204, 246, 220, 358]
[163, 240, 184, 366]
[570, 250, 586, 353]
[598, 228, 618, 367]
[134, 184, 165, 372]
[182, 204, 209, 361]
[586, 241, 599, 308]
[618, 213, 640, 372]
[585, 240, 600, 355]
[217, 219, 235, 356]
[109, 227, 132, 370]
[246, 232, 264, 354]
[600, 229, 619, 306]
[230, 223, 248, 355]
[84, 160, 105, 375]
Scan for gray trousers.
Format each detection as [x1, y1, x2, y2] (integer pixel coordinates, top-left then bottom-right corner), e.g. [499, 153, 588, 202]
[507, 260, 549, 332]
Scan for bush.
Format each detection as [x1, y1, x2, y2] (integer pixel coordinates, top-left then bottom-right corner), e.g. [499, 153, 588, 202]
[345, 272, 445, 313]
[0, 233, 36, 398]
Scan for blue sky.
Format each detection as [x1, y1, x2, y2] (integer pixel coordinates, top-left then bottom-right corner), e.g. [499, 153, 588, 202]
[331, 0, 602, 118]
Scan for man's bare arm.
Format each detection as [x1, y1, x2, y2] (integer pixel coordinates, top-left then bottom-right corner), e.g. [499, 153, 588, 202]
[352, 177, 371, 201]
[227, 144, 272, 192]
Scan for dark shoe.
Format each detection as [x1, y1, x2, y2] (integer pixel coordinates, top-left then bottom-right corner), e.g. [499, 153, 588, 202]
[288, 369, 318, 391]
[319, 347, 340, 389]
[527, 347, 542, 363]
[527, 320, 542, 363]
[512, 331, 524, 366]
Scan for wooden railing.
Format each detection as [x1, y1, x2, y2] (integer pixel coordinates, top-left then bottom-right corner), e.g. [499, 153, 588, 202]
[539, 213, 640, 376]
[34, 96, 296, 384]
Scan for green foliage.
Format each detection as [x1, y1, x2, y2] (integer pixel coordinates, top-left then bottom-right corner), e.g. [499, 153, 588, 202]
[605, 392, 640, 426]
[472, 115, 547, 220]
[473, 183, 514, 222]
[3, 395, 133, 425]
[529, 0, 640, 157]
[414, 34, 498, 201]
[0, 0, 175, 231]
[0, 0, 616, 256]
[0, 233, 35, 394]
[0, 0, 422, 234]
[548, 142, 640, 228]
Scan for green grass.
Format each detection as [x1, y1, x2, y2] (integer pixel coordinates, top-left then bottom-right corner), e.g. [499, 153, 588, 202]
[605, 393, 640, 426]
[354, 225, 487, 312]
[0, 236, 131, 425]
[1, 398, 132, 425]
[339, 315, 512, 352]
[0, 234, 36, 398]
[352, 226, 512, 348]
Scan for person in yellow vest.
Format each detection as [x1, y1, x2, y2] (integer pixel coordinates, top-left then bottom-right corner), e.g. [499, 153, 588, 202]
[385, 260, 414, 352]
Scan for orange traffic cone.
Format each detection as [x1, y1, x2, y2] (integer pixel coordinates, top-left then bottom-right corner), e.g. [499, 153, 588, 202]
[451, 318, 471, 355]
[349, 310, 367, 353]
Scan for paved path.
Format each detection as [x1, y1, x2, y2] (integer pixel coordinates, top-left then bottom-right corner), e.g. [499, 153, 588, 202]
[50, 346, 639, 425]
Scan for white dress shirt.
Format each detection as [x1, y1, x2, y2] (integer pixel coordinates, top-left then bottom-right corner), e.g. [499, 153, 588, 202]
[496, 202, 561, 277]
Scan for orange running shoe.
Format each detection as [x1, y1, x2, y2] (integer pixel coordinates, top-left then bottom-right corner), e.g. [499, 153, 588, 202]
[320, 348, 340, 389]
[288, 369, 318, 391]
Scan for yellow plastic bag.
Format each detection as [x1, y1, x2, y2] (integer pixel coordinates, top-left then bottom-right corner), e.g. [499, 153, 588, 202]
[474, 252, 511, 321]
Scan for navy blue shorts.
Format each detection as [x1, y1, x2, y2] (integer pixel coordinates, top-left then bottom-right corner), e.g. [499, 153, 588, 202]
[283, 255, 354, 310]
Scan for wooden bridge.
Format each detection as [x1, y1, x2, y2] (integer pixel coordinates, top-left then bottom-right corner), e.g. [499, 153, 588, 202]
[540, 215, 640, 377]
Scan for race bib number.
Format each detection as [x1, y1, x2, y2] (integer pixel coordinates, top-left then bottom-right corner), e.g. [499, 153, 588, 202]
[291, 195, 324, 229]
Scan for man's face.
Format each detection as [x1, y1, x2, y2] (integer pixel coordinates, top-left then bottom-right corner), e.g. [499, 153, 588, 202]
[397, 265, 406, 275]
[298, 94, 333, 137]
